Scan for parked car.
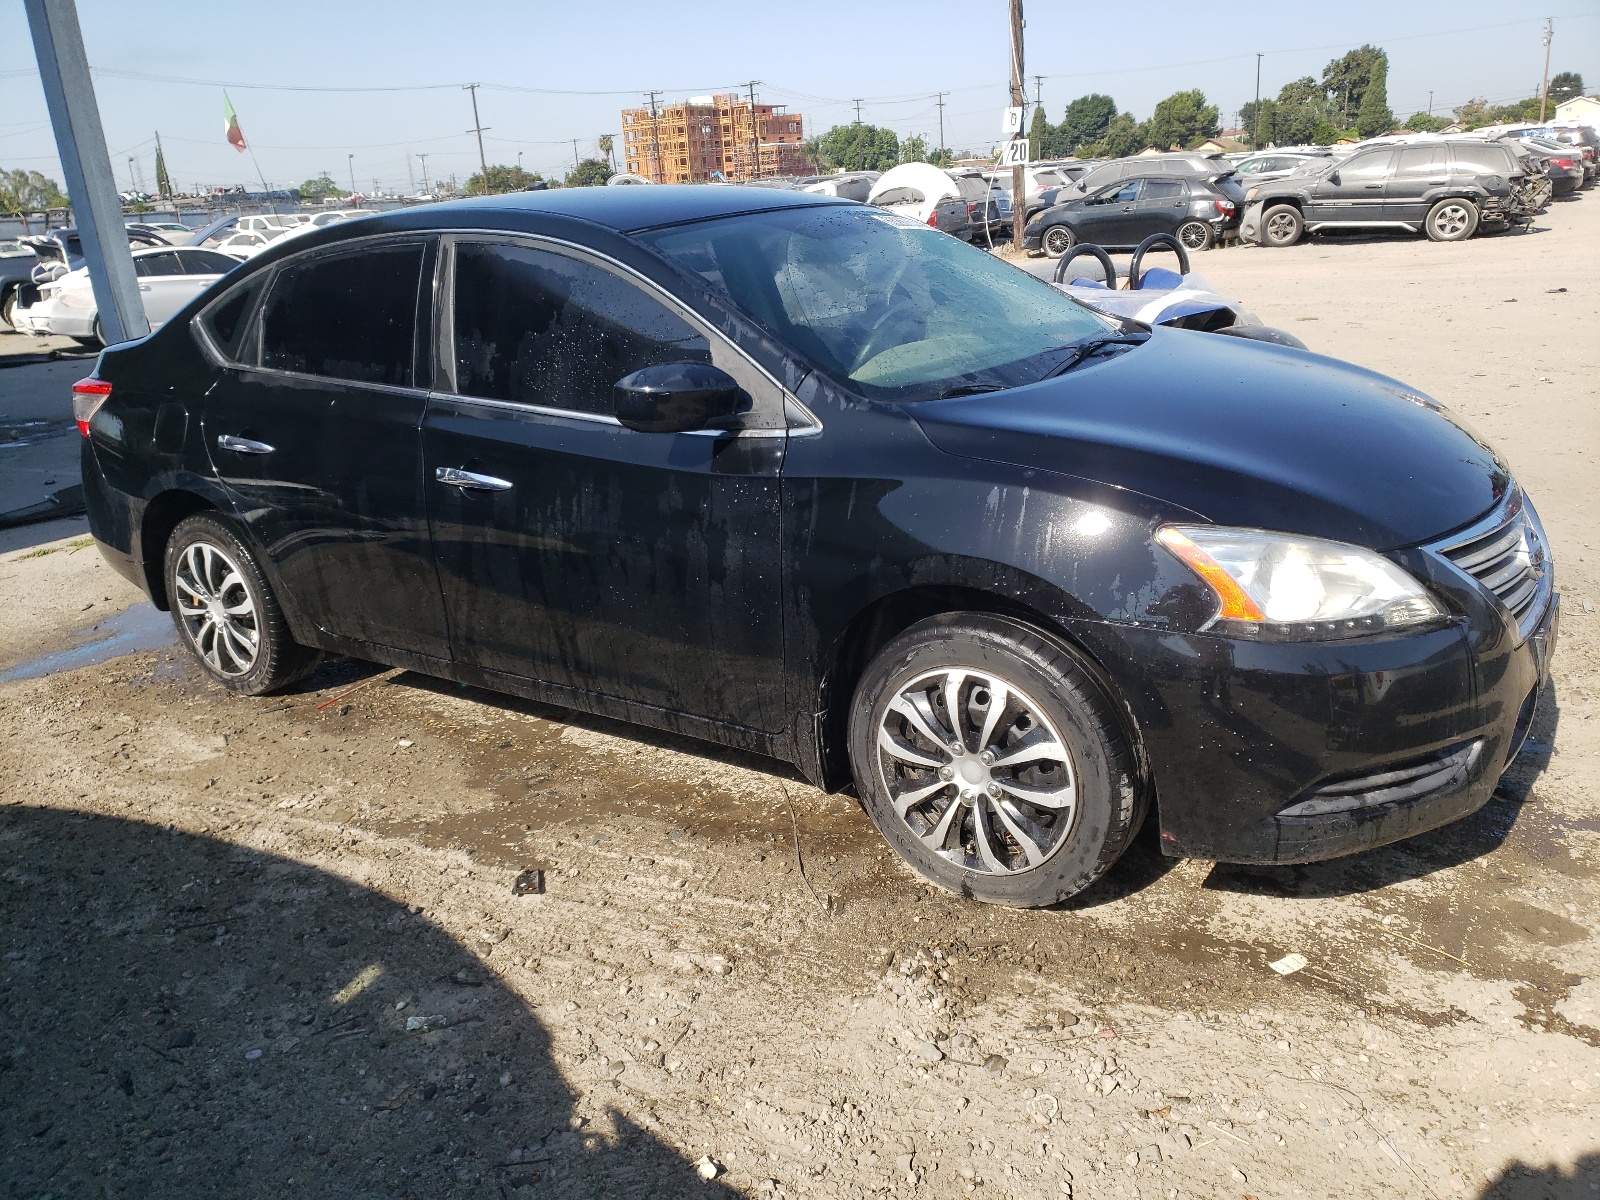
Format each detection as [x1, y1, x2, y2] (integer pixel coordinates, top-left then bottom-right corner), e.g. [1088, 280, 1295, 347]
[800, 173, 881, 202]
[214, 230, 286, 260]
[1023, 174, 1241, 256]
[127, 221, 197, 246]
[1516, 137, 1591, 190]
[11, 246, 237, 343]
[867, 163, 972, 239]
[1, 227, 170, 326]
[75, 186, 1556, 908]
[1056, 152, 1233, 200]
[0, 241, 38, 329]
[1230, 150, 1332, 184]
[1240, 139, 1539, 245]
[981, 165, 1071, 224]
[946, 168, 1012, 239]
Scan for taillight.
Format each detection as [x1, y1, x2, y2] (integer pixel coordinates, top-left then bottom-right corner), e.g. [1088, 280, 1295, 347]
[1553, 157, 1575, 169]
[1214, 199, 1235, 215]
[72, 377, 112, 436]
[966, 202, 980, 217]
[926, 210, 939, 227]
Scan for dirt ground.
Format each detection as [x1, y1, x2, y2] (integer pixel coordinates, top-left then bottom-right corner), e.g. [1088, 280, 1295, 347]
[2, 197, 1598, 1200]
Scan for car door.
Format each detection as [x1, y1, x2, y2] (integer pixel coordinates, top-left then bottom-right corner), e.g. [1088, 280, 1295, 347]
[1075, 179, 1144, 245]
[200, 235, 451, 661]
[1388, 145, 1449, 224]
[423, 236, 788, 732]
[1306, 149, 1396, 223]
[1131, 178, 1189, 239]
[132, 251, 194, 327]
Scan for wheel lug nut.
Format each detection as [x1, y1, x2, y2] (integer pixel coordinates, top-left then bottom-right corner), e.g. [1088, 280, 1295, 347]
[987, 782, 1002, 798]
[938, 766, 954, 781]
[979, 750, 995, 766]
[949, 743, 965, 755]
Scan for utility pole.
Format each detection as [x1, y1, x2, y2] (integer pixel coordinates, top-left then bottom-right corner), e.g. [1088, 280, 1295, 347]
[1539, 17, 1554, 122]
[418, 153, 430, 196]
[1253, 53, 1263, 150]
[1427, 91, 1433, 116]
[1032, 74, 1043, 116]
[572, 139, 580, 173]
[1008, 0, 1025, 253]
[853, 98, 864, 124]
[745, 80, 762, 180]
[406, 154, 415, 195]
[465, 82, 491, 192]
[154, 128, 169, 199]
[645, 90, 663, 184]
[23, 0, 147, 344]
[935, 92, 947, 163]
[347, 153, 356, 198]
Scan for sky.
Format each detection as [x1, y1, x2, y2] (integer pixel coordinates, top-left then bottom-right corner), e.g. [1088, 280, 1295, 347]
[2, 0, 1597, 195]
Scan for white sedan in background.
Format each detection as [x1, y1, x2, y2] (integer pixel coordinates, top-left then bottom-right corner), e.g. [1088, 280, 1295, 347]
[11, 246, 238, 344]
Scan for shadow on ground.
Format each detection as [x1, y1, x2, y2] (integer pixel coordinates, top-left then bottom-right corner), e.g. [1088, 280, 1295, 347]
[1480, 1151, 1600, 1199]
[0, 805, 737, 1200]
[1202, 690, 1561, 901]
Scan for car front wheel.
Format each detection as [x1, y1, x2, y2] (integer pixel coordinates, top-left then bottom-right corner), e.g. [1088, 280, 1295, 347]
[1262, 204, 1303, 247]
[164, 513, 320, 695]
[1042, 225, 1075, 258]
[1425, 198, 1479, 241]
[1176, 220, 1213, 252]
[847, 614, 1144, 908]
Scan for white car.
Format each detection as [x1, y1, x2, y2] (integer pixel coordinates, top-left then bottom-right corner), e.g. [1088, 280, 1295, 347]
[129, 221, 196, 245]
[10, 245, 237, 344]
[868, 162, 1001, 241]
[213, 230, 284, 260]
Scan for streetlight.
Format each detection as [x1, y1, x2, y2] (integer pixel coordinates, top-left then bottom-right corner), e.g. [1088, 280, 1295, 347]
[517, 151, 523, 172]
[347, 153, 356, 203]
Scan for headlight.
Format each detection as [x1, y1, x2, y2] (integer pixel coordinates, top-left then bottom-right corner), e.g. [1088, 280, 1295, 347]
[1157, 525, 1445, 641]
[1246, 186, 1259, 201]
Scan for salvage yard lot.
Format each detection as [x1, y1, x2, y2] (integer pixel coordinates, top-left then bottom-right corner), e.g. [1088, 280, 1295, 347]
[2, 196, 1597, 1200]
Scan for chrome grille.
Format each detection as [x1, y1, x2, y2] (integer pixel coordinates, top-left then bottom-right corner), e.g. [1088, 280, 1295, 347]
[1432, 492, 1552, 642]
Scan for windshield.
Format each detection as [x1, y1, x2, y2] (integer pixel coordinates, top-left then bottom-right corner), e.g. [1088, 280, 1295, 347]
[638, 205, 1115, 402]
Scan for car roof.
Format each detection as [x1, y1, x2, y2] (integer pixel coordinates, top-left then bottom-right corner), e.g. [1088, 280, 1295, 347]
[401, 185, 851, 234]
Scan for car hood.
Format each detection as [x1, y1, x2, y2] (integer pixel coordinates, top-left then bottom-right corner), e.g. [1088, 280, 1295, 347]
[909, 327, 1509, 550]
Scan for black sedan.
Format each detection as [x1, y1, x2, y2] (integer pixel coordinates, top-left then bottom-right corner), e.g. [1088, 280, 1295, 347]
[75, 187, 1556, 907]
[1023, 175, 1243, 256]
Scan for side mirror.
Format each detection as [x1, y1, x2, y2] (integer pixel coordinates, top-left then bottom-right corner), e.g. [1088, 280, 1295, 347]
[613, 362, 744, 434]
[1327, 171, 1341, 186]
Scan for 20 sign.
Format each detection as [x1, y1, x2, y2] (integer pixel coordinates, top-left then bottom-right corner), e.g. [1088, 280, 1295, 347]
[998, 138, 1029, 168]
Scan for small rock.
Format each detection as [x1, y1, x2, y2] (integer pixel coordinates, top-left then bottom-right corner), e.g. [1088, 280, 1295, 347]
[405, 1014, 448, 1032]
[478, 927, 509, 945]
[1031, 1060, 1047, 1075]
[513, 868, 544, 895]
[564, 1000, 578, 1012]
[959, 1166, 976, 1181]
[166, 1029, 194, 1050]
[694, 1155, 722, 1180]
[450, 967, 485, 986]
[1231, 1166, 1248, 1183]
[916, 1040, 945, 1062]
[896, 1153, 916, 1173]
[500, 1072, 513, 1087]
[1141, 1144, 1161, 1164]
[1268, 953, 1307, 976]
[984, 1054, 1007, 1075]
[1124, 1151, 1141, 1168]
[245, 1048, 263, 1060]
[396, 738, 414, 748]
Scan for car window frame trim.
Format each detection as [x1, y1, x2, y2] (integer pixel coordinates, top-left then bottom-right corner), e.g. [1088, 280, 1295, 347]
[194, 227, 820, 440]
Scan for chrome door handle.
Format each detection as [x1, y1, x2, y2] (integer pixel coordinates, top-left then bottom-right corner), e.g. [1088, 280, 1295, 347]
[139, 285, 151, 292]
[435, 466, 512, 491]
[216, 434, 274, 455]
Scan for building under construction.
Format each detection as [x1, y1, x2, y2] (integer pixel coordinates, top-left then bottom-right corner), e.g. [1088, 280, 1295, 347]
[621, 93, 806, 184]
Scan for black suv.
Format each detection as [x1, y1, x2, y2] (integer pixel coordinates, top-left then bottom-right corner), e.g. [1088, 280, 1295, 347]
[1023, 174, 1243, 255]
[1240, 139, 1537, 246]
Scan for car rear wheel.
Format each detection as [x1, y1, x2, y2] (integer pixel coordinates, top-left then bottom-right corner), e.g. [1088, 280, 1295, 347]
[847, 614, 1143, 908]
[164, 513, 320, 695]
[1425, 198, 1479, 242]
[1176, 220, 1213, 252]
[0, 289, 15, 331]
[1262, 205, 1303, 247]
[1042, 225, 1075, 258]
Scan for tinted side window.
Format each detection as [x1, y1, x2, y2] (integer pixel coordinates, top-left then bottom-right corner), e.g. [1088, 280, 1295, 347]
[453, 242, 710, 416]
[260, 244, 424, 386]
[1144, 179, 1185, 199]
[1451, 144, 1512, 175]
[177, 250, 237, 275]
[201, 274, 268, 363]
[1340, 151, 1395, 182]
[1112, 181, 1143, 202]
[134, 252, 183, 278]
[1397, 146, 1446, 175]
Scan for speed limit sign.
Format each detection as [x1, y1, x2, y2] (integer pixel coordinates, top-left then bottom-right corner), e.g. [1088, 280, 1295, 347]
[998, 137, 1029, 168]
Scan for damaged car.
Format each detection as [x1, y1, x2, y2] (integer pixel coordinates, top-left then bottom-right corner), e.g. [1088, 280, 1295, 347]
[76, 187, 1557, 907]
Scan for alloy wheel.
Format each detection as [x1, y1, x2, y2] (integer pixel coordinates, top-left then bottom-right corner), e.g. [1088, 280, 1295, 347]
[1177, 221, 1209, 250]
[1431, 203, 1471, 238]
[875, 668, 1078, 875]
[1043, 226, 1073, 257]
[1265, 211, 1298, 244]
[173, 540, 260, 677]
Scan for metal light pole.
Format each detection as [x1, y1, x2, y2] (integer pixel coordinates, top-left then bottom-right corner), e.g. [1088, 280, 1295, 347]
[348, 154, 356, 199]
[1539, 18, 1554, 122]
[23, 0, 148, 345]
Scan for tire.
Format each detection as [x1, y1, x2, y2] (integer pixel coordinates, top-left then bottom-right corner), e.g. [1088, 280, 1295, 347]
[1425, 198, 1478, 242]
[0, 289, 15, 331]
[163, 513, 320, 696]
[847, 613, 1144, 908]
[1042, 224, 1075, 259]
[1175, 220, 1213, 252]
[1261, 204, 1303, 247]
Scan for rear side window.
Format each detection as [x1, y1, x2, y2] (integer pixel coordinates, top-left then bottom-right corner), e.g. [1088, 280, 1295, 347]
[1144, 179, 1185, 199]
[177, 250, 237, 275]
[1451, 144, 1513, 175]
[1397, 146, 1447, 176]
[260, 243, 425, 386]
[200, 274, 268, 362]
[134, 252, 184, 278]
[452, 242, 709, 416]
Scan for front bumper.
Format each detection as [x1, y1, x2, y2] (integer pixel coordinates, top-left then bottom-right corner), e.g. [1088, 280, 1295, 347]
[1069, 558, 1556, 865]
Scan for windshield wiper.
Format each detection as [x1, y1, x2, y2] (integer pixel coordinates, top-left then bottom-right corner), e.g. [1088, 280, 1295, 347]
[936, 382, 1008, 399]
[1041, 333, 1150, 379]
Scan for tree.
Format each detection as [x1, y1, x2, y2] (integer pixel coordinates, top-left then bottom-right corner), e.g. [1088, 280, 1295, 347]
[901, 134, 928, 164]
[466, 164, 546, 195]
[1027, 106, 1049, 161]
[1453, 98, 1489, 128]
[299, 173, 341, 200]
[1355, 54, 1394, 137]
[1057, 93, 1117, 154]
[564, 158, 613, 188]
[1085, 112, 1144, 159]
[0, 168, 68, 210]
[1321, 45, 1385, 126]
[1404, 112, 1449, 133]
[814, 123, 900, 172]
[1549, 72, 1584, 105]
[1143, 89, 1219, 151]
[598, 134, 616, 172]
